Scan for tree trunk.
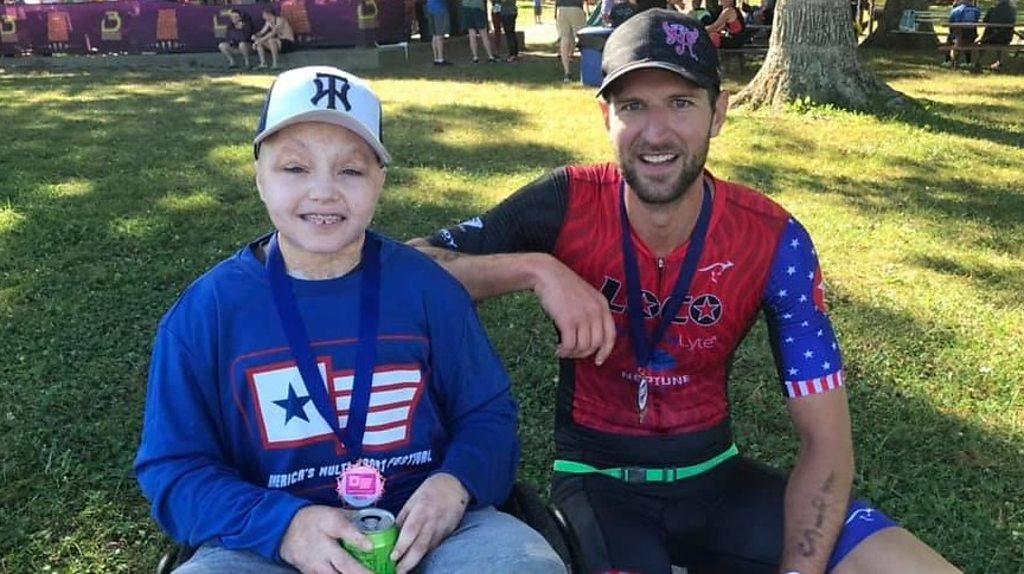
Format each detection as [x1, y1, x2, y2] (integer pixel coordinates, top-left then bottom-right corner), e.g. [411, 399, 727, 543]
[732, 0, 915, 111]
[860, 0, 939, 49]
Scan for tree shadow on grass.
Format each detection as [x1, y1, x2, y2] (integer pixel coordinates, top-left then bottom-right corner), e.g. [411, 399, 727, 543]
[892, 99, 1024, 150]
[385, 103, 575, 174]
[364, 40, 571, 87]
[905, 253, 1024, 310]
[854, 49, 1024, 150]
[717, 150, 1024, 257]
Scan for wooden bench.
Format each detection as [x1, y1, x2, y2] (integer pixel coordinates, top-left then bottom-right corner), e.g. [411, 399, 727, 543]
[719, 23, 770, 71]
[896, 9, 1024, 68]
[898, 8, 1024, 37]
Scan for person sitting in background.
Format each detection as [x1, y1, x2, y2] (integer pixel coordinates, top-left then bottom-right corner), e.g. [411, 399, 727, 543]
[685, 0, 713, 25]
[972, 0, 1017, 72]
[252, 6, 295, 69]
[706, 0, 746, 48]
[218, 10, 253, 69]
[944, 0, 981, 67]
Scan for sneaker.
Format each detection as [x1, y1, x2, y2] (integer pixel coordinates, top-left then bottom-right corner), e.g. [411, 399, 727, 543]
[434, 60, 453, 66]
[562, 74, 572, 83]
[506, 55, 518, 63]
[488, 57, 499, 63]
[473, 58, 479, 64]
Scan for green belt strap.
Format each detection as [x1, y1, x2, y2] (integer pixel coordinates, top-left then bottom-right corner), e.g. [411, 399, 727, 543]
[553, 443, 739, 483]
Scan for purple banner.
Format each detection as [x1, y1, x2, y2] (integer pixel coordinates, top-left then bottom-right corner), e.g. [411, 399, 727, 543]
[1, 0, 407, 56]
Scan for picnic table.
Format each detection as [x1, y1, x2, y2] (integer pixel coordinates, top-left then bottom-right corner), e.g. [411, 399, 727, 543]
[897, 9, 1024, 68]
[718, 23, 771, 70]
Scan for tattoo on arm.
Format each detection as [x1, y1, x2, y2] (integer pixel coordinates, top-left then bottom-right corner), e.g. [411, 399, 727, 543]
[796, 472, 836, 558]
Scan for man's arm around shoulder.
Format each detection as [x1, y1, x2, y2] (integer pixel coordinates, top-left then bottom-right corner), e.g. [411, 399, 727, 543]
[408, 238, 615, 364]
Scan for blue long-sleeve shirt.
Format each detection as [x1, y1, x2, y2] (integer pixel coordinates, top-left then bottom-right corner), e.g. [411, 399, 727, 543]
[134, 232, 519, 562]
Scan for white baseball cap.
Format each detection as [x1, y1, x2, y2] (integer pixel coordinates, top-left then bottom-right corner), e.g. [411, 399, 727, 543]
[253, 66, 391, 165]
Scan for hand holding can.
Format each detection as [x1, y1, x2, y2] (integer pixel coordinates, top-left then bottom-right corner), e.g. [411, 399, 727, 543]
[342, 508, 399, 574]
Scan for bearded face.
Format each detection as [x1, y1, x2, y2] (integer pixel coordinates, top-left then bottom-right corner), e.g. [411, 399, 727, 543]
[605, 69, 720, 206]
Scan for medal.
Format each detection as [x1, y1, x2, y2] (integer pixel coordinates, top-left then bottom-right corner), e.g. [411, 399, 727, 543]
[637, 369, 648, 423]
[337, 460, 386, 508]
[619, 179, 713, 424]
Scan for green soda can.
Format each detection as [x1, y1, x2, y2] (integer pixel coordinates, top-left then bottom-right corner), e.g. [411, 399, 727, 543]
[343, 507, 398, 574]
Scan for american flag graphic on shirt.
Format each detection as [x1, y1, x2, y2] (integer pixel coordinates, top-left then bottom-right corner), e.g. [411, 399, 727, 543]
[763, 218, 845, 399]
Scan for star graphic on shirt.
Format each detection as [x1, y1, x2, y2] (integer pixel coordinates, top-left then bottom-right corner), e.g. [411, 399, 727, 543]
[831, 342, 838, 350]
[816, 329, 824, 337]
[786, 266, 796, 276]
[778, 289, 788, 297]
[804, 350, 814, 359]
[822, 361, 831, 370]
[799, 294, 808, 303]
[788, 368, 798, 376]
[783, 313, 793, 319]
[790, 238, 800, 249]
[807, 271, 815, 280]
[694, 298, 718, 321]
[274, 384, 312, 425]
[785, 337, 795, 343]
[801, 320, 810, 327]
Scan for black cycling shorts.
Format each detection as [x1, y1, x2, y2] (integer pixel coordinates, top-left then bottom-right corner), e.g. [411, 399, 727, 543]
[552, 456, 897, 574]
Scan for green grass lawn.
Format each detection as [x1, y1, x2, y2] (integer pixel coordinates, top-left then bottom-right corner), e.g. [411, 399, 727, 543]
[1, 49, 1022, 572]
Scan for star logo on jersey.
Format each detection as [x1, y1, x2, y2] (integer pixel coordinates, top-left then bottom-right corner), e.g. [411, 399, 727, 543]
[688, 294, 722, 326]
[247, 359, 424, 452]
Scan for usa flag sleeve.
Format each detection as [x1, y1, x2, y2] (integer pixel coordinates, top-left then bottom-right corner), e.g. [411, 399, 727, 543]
[426, 168, 569, 255]
[762, 218, 846, 399]
[425, 281, 519, 507]
[134, 325, 310, 562]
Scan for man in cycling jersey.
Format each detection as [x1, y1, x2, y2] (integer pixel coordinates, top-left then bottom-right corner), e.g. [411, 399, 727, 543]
[410, 10, 960, 574]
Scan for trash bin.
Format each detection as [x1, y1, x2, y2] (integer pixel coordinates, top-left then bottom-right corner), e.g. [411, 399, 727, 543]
[577, 26, 613, 87]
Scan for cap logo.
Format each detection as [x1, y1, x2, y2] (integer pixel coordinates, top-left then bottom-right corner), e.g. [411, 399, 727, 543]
[662, 21, 700, 59]
[311, 72, 352, 112]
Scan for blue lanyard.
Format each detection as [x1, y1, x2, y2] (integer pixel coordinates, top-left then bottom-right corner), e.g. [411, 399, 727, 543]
[619, 180, 713, 417]
[266, 232, 381, 461]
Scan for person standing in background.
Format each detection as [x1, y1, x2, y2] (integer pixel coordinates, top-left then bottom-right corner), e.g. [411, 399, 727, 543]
[464, 0, 499, 63]
[498, 0, 520, 61]
[426, 0, 452, 65]
[555, 0, 587, 82]
[491, 0, 506, 57]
